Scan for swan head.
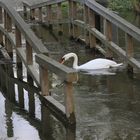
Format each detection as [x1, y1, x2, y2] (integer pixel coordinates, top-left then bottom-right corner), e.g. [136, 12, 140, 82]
[60, 53, 75, 63]
[60, 53, 78, 69]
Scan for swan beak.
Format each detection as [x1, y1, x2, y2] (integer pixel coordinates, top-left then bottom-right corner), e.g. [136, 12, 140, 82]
[60, 58, 65, 64]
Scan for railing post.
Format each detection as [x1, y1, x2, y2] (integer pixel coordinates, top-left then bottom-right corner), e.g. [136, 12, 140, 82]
[38, 7, 42, 22]
[68, 0, 73, 37]
[57, 3, 63, 35]
[23, 5, 27, 20]
[47, 5, 52, 28]
[105, 20, 113, 58]
[84, 5, 90, 47]
[69, 1, 78, 38]
[5, 38, 13, 57]
[88, 8, 96, 49]
[15, 26, 24, 108]
[64, 81, 75, 124]
[4, 10, 7, 30]
[27, 73, 35, 117]
[30, 8, 35, 20]
[39, 66, 49, 96]
[0, 7, 3, 23]
[0, 31, 3, 45]
[26, 41, 33, 65]
[125, 33, 133, 72]
[6, 14, 12, 32]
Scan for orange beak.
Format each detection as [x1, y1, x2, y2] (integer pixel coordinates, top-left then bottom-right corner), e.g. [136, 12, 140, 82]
[59, 58, 65, 64]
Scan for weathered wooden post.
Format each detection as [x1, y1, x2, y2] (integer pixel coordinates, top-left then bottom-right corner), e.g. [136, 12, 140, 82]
[6, 13, 12, 32]
[5, 13, 12, 56]
[23, 5, 27, 20]
[68, 0, 72, 37]
[30, 8, 35, 20]
[4, 10, 7, 30]
[72, 1, 79, 39]
[84, 5, 90, 47]
[105, 20, 113, 58]
[57, 3, 63, 35]
[64, 81, 75, 124]
[39, 65, 49, 96]
[41, 104, 52, 137]
[125, 33, 134, 73]
[88, 8, 96, 49]
[46, 5, 52, 29]
[26, 40, 35, 116]
[0, 7, 3, 23]
[38, 7, 42, 22]
[0, 31, 3, 45]
[15, 26, 24, 108]
[28, 76, 35, 117]
[26, 41, 33, 65]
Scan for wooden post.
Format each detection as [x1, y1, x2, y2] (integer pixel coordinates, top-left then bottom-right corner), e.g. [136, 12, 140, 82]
[57, 3, 63, 35]
[23, 6, 27, 20]
[125, 33, 133, 72]
[6, 14, 12, 32]
[30, 9, 35, 20]
[4, 10, 7, 30]
[15, 26, 24, 108]
[47, 5, 52, 28]
[72, 1, 78, 38]
[27, 73, 35, 117]
[105, 20, 113, 58]
[89, 8, 96, 48]
[38, 7, 42, 22]
[0, 7, 3, 23]
[68, 0, 73, 37]
[84, 5, 90, 47]
[26, 41, 33, 65]
[0, 31, 3, 44]
[64, 81, 75, 124]
[39, 66, 49, 96]
[5, 37, 13, 57]
[41, 104, 52, 137]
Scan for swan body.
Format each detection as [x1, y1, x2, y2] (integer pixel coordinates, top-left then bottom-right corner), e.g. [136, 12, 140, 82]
[60, 53, 123, 70]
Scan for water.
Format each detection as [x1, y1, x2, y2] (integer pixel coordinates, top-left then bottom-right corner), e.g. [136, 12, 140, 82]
[1, 1, 140, 139]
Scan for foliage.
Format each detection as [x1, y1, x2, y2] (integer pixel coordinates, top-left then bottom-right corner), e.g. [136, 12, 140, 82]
[108, 0, 133, 10]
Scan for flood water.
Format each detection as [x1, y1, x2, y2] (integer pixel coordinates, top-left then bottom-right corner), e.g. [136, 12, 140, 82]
[1, 1, 140, 140]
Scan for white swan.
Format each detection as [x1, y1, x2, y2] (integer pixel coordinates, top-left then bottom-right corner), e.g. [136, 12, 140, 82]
[60, 53, 123, 70]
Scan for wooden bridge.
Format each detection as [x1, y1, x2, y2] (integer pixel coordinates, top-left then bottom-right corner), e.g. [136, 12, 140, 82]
[0, 0, 140, 129]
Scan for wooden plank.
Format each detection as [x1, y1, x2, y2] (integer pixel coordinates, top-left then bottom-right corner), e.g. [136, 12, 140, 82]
[23, 0, 66, 9]
[36, 54, 78, 82]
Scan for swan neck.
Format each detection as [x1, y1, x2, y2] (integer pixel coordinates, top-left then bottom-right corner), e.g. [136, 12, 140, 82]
[73, 54, 78, 69]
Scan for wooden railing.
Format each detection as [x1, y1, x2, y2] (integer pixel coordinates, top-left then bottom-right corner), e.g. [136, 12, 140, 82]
[23, 0, 140, 72]
[0, 0, 78, 125]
